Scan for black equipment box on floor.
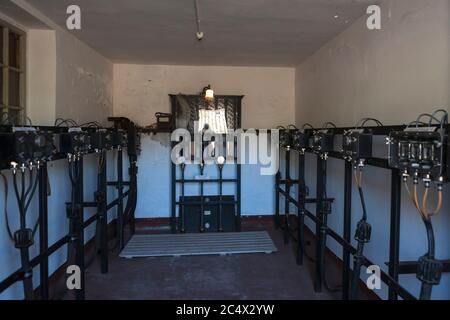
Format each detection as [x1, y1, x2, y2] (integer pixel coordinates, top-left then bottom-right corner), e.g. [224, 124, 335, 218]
[181, 196, 237, 233]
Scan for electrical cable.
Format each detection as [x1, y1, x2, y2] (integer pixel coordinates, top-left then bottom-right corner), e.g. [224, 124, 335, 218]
[24, 169, 39, 209]
[421, 187, 443, 219]
[415, 113, 444, 130]
[405, 175, 443, 300]
[0, 172, 15, 242]
[406, 121, 429, 128]
[429, 109, 448, 127]
[79, 121, 102, 128]
[349, 168, 372, 299]
[356, 118, 383, 129]
[55, 118, 79, 128]
[1, 113, 33, 126]
[321, 162, 342, 292]
[11, 167, 38, 300]
[301, 123, 314, 130]
[322, 122, 337, 129]
[194, 0, 202, 37]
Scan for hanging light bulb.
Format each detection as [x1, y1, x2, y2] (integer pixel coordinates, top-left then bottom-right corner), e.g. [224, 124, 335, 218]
[202, 85, 215, 102]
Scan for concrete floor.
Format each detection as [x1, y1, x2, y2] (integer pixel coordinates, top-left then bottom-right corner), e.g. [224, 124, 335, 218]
[80, 220, 350, 300]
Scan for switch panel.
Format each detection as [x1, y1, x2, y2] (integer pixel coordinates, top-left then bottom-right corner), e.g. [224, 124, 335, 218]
[0, 128, 56, 166]
[292, 131, 310, 152]
[342, 129, 373, 162]
[310, 130, 335, 154]
[388, 128, 447, 180]
[279, 129, 293, 149]
[90, 129, 113, 151]
[59, 128, 91, 155]
[111, 129, 128, 148]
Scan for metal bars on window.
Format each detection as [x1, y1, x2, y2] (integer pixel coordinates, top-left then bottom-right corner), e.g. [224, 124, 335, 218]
[0, 20, 26, 126]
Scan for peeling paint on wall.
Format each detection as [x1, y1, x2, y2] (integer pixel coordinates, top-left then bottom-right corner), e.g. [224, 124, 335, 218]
[55, 31, 113, 126]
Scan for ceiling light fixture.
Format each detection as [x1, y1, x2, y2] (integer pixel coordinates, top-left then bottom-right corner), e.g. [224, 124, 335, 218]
[201, 85, 215, 102]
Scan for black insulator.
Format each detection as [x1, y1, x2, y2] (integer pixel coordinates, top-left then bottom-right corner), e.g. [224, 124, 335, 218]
[14, 229, 34, 249]
[66, 203, 82, 219]
[416, 255, 443, 286]
[354, 220, 372, 243]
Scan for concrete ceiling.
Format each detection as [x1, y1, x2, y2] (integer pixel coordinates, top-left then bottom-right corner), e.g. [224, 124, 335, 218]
[25, 0, 375, 67]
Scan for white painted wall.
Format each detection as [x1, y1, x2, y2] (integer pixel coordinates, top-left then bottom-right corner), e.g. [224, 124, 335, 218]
[10, 0, 114, 126]
[1, 2, 116, 299]
[54, 30, 113, 126]
[294, 0, 450, 300]
[114, 64, 295, 129]
[26, 29, 56, 126]
[295, 0, 449, 127]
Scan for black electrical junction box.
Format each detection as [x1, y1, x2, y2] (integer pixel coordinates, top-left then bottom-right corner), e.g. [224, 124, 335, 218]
[90, 129, 113, 151]
[279, 129, 293, 149]
[32, 131, 56, 163]
[181, 195, 237, 233]
[388, 128, 447, 180]
[155, 112, 173, 130]
[110, 129, 128, 148]
[107, 117, 140, 156]
[342, 129, 373, 162]
[292, 130, 310, 151]
[59, 128, 91, 155]
[0, 128, 56, 166]
[310, 129, 335, 154]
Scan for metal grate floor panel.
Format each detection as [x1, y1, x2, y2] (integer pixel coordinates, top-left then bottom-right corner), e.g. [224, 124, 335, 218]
[119, 231, 277, 258]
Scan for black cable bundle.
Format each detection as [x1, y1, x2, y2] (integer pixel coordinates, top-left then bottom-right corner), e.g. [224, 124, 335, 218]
[416, 219, 443, 300]
[67, 158, 81, 267]
[10, 166, 40, 300]
[320, 162, 342, 293]
[349, 169, 372, 300]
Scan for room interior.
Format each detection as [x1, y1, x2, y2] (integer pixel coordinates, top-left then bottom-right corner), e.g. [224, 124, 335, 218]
[0, 0, 449, 301]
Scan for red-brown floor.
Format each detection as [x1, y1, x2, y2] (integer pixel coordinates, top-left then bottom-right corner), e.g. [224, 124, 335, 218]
[68, 219, 372, 300]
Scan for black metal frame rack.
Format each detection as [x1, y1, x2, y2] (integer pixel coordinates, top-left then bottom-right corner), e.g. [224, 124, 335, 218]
[171, 141, 242, 234]
[0, 121, 139, 300]
[169, 94, 243, 233]
[275, 125, 450, 301]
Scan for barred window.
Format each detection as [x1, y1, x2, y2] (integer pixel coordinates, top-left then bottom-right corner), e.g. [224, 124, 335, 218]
[0, 20, 26, 126]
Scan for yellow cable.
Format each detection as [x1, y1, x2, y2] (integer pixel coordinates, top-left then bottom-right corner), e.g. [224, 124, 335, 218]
[354, 169, 362, 188]
[413, 184, 428, 220]
[359, 170, 363, 188]
[354, 170, 359, 188]
[422, 188, 443, 218]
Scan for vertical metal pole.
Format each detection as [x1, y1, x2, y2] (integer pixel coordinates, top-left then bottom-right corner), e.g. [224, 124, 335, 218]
[171, 155, 177, 234]
[218, 165, 224, 232]
[388, 169, 401, 300]
[38, 163, 49, 300]
[117, 149, 124, 250]
[180, 164, 185, 233]
[129, 158, 137, 235]
[296, 152, 306, 266]
[236, 98, 242, 232]
[342, 161, 353, 300]
[314, 156, 325, 292]
[236, 162, 242, 232]
[99, 151, 108, 274]
[75, 157, 85, 300]
[284, 148, 291, 244]
[170, 96, 177, 234]
[275, 171, 280, 229]
[199, 164, 205, 232]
